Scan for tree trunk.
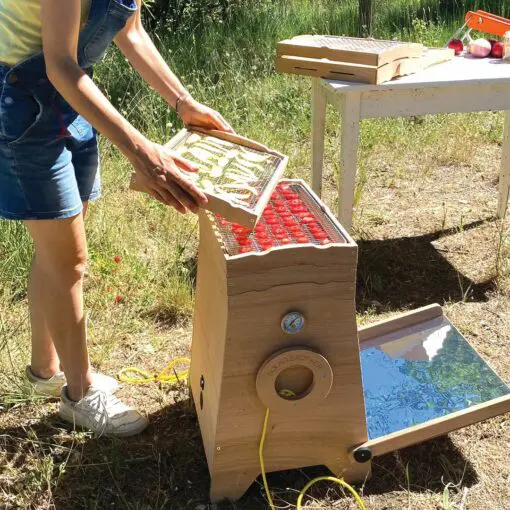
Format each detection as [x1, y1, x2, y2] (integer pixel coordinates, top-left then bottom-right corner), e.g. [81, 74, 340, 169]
[359, 0, 373, 37]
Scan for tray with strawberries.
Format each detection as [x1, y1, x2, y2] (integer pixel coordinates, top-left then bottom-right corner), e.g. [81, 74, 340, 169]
[210, 179, 348, 255]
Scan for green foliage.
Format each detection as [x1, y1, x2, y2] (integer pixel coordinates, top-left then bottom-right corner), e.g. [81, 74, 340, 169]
[142, 0, 270, 32]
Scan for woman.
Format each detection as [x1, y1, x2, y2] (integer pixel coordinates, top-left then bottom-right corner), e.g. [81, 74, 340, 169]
[0, 0, 232, 436]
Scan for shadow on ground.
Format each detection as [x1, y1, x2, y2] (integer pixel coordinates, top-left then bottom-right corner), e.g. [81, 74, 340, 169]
[1, 397, 479, 510]
[356, 219, 498, 313]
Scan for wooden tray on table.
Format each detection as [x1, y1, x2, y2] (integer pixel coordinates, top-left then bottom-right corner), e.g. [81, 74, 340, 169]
[130, 128, 288, 228]
[277, 35, 424, 67]
[276, 48, 454, 85]
[276, 35, 453, 85]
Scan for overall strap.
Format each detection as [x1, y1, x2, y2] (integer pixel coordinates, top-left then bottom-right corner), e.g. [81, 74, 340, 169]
[6, 0, 109, 83]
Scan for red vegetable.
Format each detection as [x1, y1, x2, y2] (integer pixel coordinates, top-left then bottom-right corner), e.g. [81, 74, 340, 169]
[491, 41, 504, 58]
[308, 225, 322, 233]
[447, 38, 464, 56]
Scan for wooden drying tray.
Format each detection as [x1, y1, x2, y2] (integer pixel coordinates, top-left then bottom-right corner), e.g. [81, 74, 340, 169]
[130, 127, 288, 228]
[275, 48, 454, 85]
[277, 35, 424, 67]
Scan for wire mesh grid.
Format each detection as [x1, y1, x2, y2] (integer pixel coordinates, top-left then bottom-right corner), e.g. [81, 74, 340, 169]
[211, 182, 347, 256]
[312, 36, 411, 53]
[174, 131, 283, 209]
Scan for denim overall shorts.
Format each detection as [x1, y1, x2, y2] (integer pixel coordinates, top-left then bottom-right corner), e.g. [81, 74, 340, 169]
[0, 0, 137, 220]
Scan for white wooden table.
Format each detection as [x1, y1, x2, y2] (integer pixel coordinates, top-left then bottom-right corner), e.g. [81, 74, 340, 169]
[311, 56, 510, 231]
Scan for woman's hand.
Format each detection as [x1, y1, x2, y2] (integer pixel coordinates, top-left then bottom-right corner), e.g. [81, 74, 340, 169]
[178, 95, 234, 133]
[129, 141, 208, 214]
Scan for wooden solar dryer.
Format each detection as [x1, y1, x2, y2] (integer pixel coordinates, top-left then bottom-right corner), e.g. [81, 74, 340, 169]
[130, 128, 510, 503]
[190, 180, 510, 503]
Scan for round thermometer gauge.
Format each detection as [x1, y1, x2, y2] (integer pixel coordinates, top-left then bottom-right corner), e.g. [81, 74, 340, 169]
[281, 311, 305, 335]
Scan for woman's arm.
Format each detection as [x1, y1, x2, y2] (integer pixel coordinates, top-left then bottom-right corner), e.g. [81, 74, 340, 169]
[114, 0, 233, 132]
[40, 0, 207, 213]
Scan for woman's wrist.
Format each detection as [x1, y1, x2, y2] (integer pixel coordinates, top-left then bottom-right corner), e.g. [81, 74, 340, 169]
[118, 128, 151, 167]
[176, 92, 195, 118]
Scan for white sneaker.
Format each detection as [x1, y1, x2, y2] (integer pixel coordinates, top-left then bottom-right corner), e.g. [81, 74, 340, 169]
[26, 366, 119, 397]
[59, 386, 148, 437]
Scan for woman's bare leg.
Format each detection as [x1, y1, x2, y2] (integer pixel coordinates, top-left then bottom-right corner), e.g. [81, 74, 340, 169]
[28, 254, 61, 378]
[29, 202, 89, 379]
[25, 210, 92, 401]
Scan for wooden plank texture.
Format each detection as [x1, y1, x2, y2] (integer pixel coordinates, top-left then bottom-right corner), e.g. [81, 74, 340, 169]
[276, 49, 453, 85]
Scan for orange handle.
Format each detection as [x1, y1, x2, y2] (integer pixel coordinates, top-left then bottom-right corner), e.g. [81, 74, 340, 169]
[477, 10, 510, 25]
[465, 10, 510, 37]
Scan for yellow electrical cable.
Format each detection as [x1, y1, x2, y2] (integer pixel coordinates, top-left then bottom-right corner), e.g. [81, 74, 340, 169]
[259, 408, 366, 510]
[259, 409, 276, 510]
[296, 476, 366, 510]
[120, 362, 365, 509]
[117, 357, 190, 385]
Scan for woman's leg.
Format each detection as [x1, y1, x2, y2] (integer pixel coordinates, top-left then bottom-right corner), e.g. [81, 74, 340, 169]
[29, 202, 90, 379]
[28, 254, 61, 378]
[25, 212, 93, 402]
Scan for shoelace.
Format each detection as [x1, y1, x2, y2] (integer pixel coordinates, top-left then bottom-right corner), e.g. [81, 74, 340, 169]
[81, 390, 129, 437]
[83, 390, 109, 436]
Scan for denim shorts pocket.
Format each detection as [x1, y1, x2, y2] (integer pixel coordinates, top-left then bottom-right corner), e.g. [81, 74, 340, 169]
[0, 83, 43, 146]
[113, 0, 137, 9]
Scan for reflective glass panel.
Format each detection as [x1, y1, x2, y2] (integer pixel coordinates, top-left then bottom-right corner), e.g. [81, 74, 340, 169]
[360, 315, 510, 440]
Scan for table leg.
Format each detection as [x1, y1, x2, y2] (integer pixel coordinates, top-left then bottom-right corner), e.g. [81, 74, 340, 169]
[498, 110, 510, 219]
[338, 93, 361, 232]
[312, 78, 327, 197]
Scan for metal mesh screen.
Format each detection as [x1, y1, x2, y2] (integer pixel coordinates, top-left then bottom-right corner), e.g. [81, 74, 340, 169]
[211, 182, 347, 255]
[174, 131, 283, 209]
[312, 36, 410, 53]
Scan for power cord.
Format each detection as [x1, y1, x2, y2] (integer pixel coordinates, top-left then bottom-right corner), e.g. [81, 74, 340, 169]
[117, 357, 190, 384]
[118, 361, 366, 509]
[259, 408, 366, 510]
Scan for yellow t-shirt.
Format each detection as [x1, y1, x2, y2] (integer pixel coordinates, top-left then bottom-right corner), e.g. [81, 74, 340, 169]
[0, 0, 91, 66]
